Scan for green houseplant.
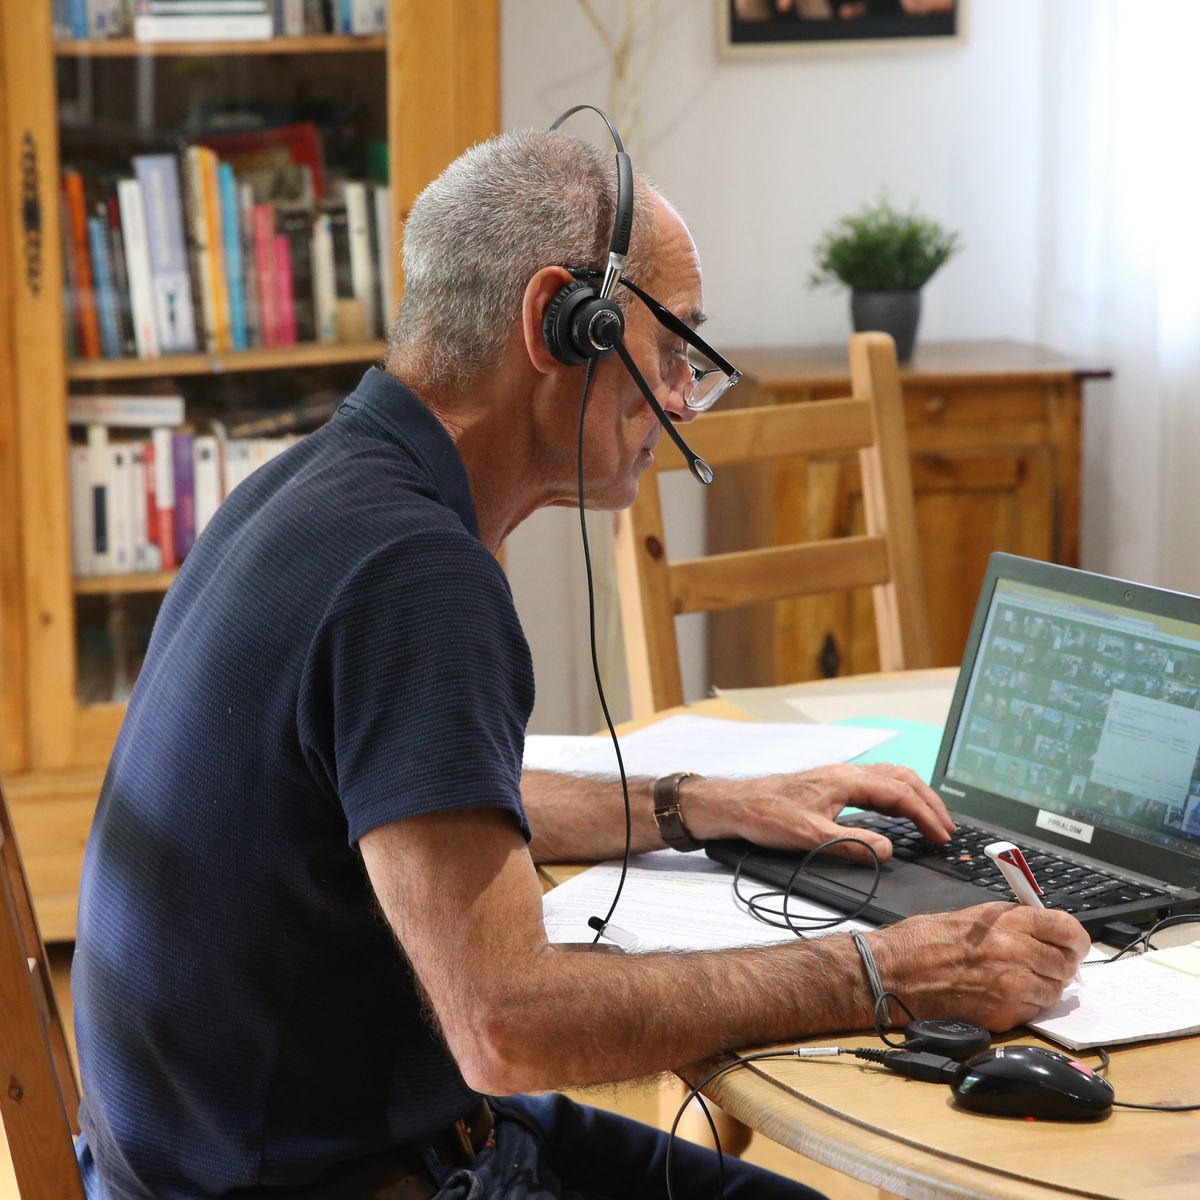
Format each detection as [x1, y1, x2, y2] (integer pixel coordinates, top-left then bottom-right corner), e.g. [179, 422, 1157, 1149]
[810, 196, 962, 361]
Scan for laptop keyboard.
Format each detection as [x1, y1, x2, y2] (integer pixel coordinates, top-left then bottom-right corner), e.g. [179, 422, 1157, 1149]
[838, 813, 1169, 914]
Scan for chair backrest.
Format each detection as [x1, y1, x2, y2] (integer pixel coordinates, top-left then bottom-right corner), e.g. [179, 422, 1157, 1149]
[615, 331, 932, 718]
[0, 777, 85, 1200]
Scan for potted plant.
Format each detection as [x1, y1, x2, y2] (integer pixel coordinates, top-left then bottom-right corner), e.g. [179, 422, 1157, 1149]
[810, 196, 961, 361]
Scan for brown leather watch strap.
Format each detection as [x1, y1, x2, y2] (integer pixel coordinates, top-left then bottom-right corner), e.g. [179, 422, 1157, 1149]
[652, 771, 703, 851]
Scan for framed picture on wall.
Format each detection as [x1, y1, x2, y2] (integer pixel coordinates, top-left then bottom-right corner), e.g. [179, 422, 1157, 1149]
[719, 0, 964, 57]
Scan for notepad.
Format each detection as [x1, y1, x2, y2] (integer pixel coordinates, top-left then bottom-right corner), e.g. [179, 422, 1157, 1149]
[1027, 942, 1200, 1050]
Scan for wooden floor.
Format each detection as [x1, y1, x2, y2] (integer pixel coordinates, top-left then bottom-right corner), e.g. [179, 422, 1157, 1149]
[2, 946, 878, 1200]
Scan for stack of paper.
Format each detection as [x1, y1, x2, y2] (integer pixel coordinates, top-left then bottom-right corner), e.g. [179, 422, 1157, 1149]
[523, 715, 896, 780]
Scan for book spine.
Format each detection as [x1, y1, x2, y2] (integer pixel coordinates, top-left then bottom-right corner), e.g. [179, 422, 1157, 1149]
[274, 233, 297, 344]
[132, 154, 199, 353]
[337, 0, 351, 34]
[199, 148, 232, 352]
[134, 13, 272, 39]
[63, 170, 102, 358]
[253, 204, 278, 346]
[68, 0, 90, 38]
[171, 431, 197, 562]
[238, 181, 260, 348]
[130, 441, 157, 571]
[142, 437, 163, 570]
[107, 443, 134, 574]
[373, 184, 393, 335]
[180, 147, 217, 354]
[69, 444, 94, 577]
[151, 427, 177, 570]
[311, 212, 336, 343]
[87, 424, 110, 575]
[279, 207, 315, 342]
[87, 214, 122, 359]
[59, 192, 79, 359]
[218, 163, 247, 350]
[116, 178, 161, 359]
[105, 195, 138, 358]
[343, 181, 375, 336]
[66, 393, 185, 427]
[193, 434, 222, 535]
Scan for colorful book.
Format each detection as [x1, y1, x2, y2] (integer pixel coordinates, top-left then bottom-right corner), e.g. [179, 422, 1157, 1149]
[274, 233, 297, 344]
[253, 204, 279, 345]
[116, 178, 161, 359]
[151, 427, 178, 569]
[130, 441, 160, 571]
[87, 214, 122, 359]
[67, 392, 185, 428]
[239, 182, 261, 347]
[171, 431, 197, 562]
[180, 147, 216, 353]
[104, 196, 138, 358]
[132, 154, 199, 353]
[277, 204, 315, 342]
[62, 169, 102, 359]
[218, 163, 247, 350]
[199, 147, 232, 351]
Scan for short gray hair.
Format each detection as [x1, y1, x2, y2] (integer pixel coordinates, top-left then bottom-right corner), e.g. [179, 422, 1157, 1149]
[388, 129, 658, 388]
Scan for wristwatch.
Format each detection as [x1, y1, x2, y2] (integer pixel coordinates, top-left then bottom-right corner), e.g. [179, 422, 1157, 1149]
[652, 771, 703, 852]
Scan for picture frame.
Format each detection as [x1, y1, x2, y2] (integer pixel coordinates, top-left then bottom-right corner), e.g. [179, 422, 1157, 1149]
[718, 0, 965, 59]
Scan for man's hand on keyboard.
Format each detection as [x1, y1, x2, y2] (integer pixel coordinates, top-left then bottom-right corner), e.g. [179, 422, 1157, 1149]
[868, 902, 1091, 1031]
[682, 763, 955, 862]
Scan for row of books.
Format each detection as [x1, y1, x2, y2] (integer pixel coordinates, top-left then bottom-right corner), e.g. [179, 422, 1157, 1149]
[69, 396, 301, 577]
[62, 131, 393, 361]
[53, 1, 387, 42]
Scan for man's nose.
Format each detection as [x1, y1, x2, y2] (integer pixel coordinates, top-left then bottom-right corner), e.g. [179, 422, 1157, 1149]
[660, 378, 699, 425]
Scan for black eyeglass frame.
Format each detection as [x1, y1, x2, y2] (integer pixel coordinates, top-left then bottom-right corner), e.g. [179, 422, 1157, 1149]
[565, 266, 742, 411]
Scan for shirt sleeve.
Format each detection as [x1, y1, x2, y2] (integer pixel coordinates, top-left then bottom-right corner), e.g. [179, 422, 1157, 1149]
[299, 526, 535, 845]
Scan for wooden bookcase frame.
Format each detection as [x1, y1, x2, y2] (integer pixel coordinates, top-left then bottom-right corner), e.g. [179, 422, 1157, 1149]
[0, 0, 499, 938]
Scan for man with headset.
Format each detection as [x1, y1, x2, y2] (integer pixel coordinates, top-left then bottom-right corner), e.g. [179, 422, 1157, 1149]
[72, 120, 1089, 1200]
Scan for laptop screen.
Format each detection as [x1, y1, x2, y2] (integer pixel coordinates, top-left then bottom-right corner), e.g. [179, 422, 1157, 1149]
[944, 573, 1200, 864]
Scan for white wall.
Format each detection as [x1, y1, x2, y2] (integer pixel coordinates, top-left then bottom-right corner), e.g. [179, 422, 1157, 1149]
[501, 0, 1047, 732]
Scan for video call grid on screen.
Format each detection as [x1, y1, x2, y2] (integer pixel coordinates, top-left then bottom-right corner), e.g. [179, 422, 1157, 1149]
[947, 579, 1200, 856]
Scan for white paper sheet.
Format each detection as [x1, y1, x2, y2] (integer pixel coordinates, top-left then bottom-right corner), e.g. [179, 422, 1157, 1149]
[542, 851, 869, 952]
[1027, 946, 1200, 1049]
[523, 715, 896, 780]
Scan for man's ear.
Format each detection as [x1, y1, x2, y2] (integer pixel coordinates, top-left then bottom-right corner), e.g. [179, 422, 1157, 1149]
[522, 266, 576, 375]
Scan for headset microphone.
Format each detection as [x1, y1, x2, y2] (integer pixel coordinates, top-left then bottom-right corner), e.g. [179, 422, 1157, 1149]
[544, 104, 713, 487]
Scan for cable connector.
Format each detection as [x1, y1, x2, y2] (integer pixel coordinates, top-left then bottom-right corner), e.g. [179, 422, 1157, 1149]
[853, 1047, 960, 1084]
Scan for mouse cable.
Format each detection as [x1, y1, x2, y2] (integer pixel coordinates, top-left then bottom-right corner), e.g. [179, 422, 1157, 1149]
[1091, 1046, 1200, 1111]
[574, 358, 634, 946]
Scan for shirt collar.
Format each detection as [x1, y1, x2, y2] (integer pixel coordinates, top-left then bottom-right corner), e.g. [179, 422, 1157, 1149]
[338, 367, 480, 540]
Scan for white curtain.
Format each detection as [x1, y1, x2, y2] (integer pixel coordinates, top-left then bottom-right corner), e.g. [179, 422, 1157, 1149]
[1038, 0, 1200, 590]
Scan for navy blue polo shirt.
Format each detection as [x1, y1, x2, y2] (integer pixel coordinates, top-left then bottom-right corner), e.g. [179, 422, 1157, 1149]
[73, 369, 535, 1199]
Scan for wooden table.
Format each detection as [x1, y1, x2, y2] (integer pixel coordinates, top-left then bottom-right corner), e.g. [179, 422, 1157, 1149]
[707, 341, 1112, 685]
[679, 672, 1200, 1200]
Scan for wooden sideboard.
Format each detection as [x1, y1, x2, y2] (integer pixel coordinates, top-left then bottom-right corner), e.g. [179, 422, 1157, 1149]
[706, 340, 1111, 689]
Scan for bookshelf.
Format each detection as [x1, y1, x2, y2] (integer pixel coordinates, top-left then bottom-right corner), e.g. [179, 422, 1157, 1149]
[0, 1, 498, 939]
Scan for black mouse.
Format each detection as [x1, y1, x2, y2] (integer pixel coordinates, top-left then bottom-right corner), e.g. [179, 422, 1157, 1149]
[949, 1045, 1114, 1120]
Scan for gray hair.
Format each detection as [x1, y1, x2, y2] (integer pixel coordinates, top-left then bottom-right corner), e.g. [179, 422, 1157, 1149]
[388, 128, 659, 388]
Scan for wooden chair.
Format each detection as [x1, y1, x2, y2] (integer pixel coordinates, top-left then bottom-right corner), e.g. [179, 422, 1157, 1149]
[0, 776, 85, 1200]
[616, 331, 933, 718]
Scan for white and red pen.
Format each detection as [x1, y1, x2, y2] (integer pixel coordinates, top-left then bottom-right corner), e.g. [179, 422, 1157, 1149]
[984, 840, 1084, 985]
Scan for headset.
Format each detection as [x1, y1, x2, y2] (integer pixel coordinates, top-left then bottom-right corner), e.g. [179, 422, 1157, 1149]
[544, 105, 713, 486]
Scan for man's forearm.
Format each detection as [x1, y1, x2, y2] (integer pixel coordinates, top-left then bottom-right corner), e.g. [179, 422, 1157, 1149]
[523, 769, 668, 862]
[464, 932, 874, 1094]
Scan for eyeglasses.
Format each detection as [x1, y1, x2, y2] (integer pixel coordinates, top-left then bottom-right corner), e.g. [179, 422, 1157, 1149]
[566, 267, 742, 412]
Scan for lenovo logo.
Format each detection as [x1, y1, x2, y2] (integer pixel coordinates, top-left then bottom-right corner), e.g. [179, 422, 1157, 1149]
[940, 784, 966, 798]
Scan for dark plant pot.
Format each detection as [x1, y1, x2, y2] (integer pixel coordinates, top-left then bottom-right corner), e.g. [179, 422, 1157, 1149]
[850, 290, 922, 362]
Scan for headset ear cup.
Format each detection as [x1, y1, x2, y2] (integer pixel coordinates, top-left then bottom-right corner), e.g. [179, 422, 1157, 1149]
[542, 280, 599, 366]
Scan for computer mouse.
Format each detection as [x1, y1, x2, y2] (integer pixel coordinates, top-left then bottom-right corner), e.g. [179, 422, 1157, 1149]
[949, 1045, 1114, 1120]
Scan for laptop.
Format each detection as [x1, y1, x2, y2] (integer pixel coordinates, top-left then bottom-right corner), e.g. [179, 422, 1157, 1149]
[707, 553, 1200, 936]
